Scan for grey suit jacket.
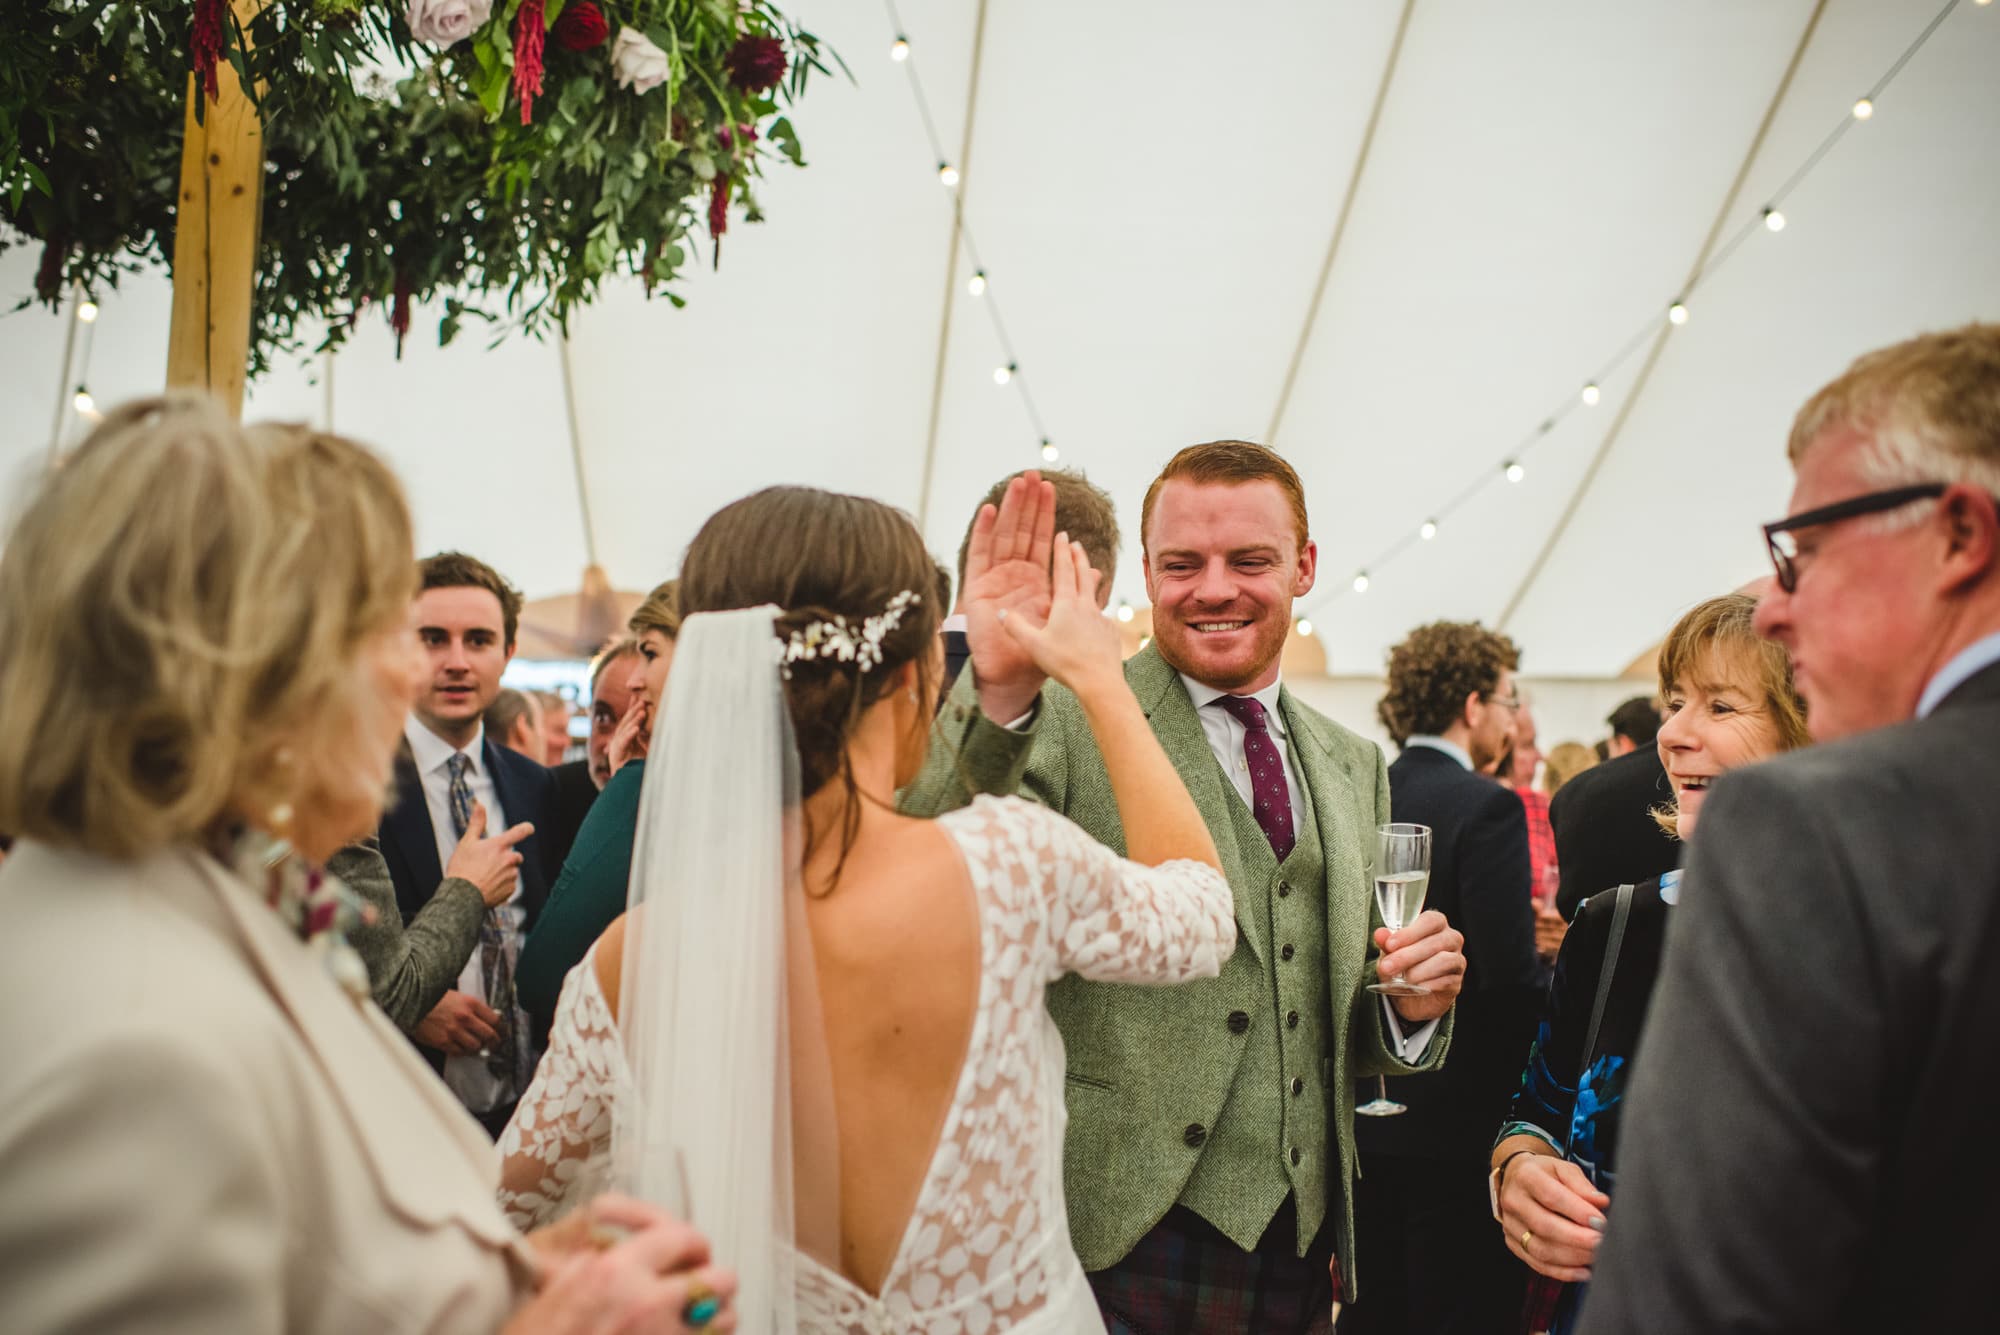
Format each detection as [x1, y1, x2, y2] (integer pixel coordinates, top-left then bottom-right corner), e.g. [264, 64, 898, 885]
[1578, 660, 2000, 1334]
[332, 837, 488, 1033]
[904, 646, 1451, 1282]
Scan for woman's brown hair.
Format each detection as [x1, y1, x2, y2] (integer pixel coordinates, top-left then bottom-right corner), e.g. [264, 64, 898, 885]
[677, 487, 942, 884]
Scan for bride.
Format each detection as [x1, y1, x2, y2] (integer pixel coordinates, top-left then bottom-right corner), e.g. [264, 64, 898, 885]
[498, 479, 1234, 1332]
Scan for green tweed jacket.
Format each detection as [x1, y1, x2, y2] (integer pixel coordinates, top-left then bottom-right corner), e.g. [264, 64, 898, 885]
[329, 838, 487, 1034]
[901, 646, 1452, 1286]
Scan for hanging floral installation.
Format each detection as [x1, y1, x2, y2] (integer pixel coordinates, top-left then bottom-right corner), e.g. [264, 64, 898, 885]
[0, 0, 837, 371]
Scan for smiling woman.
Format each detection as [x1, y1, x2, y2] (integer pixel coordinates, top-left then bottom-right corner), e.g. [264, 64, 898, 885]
[1487, 591, 1808, 1335]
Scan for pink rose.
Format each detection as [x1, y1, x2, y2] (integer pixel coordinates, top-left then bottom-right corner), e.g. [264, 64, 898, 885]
[406, 0, 491, 48]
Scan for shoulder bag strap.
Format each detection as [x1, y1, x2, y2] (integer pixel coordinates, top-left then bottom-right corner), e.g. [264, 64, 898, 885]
[1565, 882, 1635, 1155]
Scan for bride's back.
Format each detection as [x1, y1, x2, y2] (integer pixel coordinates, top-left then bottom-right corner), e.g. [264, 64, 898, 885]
[807, 810, 980, 1293]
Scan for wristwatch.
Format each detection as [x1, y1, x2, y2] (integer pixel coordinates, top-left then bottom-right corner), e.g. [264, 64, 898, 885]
[1489, 1149, 1537, 1221]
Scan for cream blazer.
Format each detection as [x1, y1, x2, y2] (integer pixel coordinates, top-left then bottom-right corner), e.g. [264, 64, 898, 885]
[0, 841, 538, 1333]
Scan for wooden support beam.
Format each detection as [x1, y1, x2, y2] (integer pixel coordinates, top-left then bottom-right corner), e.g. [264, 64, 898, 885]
[165, 3, 267, 419]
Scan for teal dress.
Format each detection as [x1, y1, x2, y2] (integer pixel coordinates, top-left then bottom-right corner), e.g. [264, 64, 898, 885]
[516, 760, 644, 1034]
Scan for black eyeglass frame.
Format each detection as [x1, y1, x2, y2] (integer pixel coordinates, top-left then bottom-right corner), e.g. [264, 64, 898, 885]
[1762, 483, 1950, 593]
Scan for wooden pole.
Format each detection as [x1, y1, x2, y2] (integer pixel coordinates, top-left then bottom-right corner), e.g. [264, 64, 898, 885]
[165, 2, 267, 419]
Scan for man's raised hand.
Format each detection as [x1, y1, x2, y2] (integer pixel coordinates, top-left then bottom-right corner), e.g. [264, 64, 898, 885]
[961, 470, 1058, 722]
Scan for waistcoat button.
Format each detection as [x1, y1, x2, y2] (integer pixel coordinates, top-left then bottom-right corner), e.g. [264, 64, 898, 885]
[1290, 1146, 1303, 1166]
[1184, 1123, 1208, 1148]
[1227, 1010, 1250, 1035]
[1287, 1010, 1300, 1029]
[1278, 880, 1291, 897]
[1280, 943, 1296, 962]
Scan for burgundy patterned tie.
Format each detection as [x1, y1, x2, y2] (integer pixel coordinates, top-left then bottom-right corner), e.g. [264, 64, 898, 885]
[1216, 695, 1296, 862]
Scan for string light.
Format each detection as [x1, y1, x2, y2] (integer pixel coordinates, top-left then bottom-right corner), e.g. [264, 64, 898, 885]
[994, 363, 1015, 385]
[72, 386, 96, 416]
[1040, 441, 1059, 462]
[77, 299, 99, 323]
[1116, 604, 1136, 623]
[1288, 0, 1965, 624]
[967, 270, 987, 296]
[937, 162, 959, 187]
[1296, 619, 1314, 638]
[890, 35, 909, 60]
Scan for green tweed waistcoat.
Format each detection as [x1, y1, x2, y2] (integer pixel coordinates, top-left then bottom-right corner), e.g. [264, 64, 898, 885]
[900, 647, 1454, 1297]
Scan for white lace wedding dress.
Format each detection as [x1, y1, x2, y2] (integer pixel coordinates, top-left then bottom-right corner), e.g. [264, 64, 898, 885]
[498, 795, 1234, 1333]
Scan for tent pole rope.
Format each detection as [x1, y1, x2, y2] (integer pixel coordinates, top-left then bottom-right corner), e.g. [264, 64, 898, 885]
[46, 286, 83, 465]
[1497, 0, 1830, 631]
[910, 0, 991, 534]
[1266, 0, 1419, 449]
[558, 334, 601, 568]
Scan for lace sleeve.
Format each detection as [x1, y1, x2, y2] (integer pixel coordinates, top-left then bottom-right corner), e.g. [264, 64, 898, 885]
[979, 797, 1236, 985]
[496, 950, 623, 1231]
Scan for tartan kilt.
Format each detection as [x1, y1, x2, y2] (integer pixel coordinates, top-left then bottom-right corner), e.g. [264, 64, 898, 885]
[1088, 1203, 1338, 1335]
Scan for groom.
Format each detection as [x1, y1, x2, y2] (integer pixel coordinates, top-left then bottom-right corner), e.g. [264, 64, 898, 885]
[905, 442, 1466, 1332]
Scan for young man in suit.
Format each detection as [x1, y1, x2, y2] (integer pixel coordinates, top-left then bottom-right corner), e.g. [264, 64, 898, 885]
[1546, 695, 1678, 918]
[1345, 622, 1539, 1334]
[939, 467, 1121, 696]
[1580, 325, 2000, 1333]
[908, 444, 1468, 1333]
[377, 552, 559, 1137]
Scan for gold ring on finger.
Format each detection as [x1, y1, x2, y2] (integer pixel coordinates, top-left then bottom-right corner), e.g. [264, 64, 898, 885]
[1520, 1229, 1533, 1249]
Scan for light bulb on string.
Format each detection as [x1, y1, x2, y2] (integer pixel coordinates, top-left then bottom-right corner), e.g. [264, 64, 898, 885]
[1351, 572, 1370, 594]
[1504, 461, 1525, 483]
[938, 162, 959, 188]
[968, 270, 987, 296]
[993, 363, 1016, 385]
[1420, 519, 1438, 541]
[1581, 382, 1601, 407]
[1041, 440, 1059, 462]
[1116, 604, 1136, 624]
[890, 35, 909, 61]
[78, 299, 100, 323]
[1296, 619, 1314, 638]
[1667, 301, 1689, 326]
[73, 386, 96, 416]
[1852, 97, 1874, 120]
[1762, 207, 1786, 232]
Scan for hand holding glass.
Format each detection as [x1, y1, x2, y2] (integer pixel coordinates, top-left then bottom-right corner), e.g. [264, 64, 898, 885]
[1367, 823, 1432, 997]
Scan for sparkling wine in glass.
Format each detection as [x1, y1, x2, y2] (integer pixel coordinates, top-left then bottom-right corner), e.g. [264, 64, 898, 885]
[1367, 823, 1432, 998]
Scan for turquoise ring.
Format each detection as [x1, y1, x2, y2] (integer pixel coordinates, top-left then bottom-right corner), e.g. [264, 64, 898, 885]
[682, 1279, 721, 1329]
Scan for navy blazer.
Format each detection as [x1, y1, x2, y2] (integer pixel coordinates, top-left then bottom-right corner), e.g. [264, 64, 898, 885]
[377, 733, 560, 937]
[1357, 744, 1541, 1161]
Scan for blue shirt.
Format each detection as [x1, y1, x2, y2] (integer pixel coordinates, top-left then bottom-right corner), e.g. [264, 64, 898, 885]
[1916, 631, 2000, 719]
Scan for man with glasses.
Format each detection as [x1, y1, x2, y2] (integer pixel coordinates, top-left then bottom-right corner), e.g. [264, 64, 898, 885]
[1346, 622, 1540, 1335]
[1580, 325, 2000, 1335]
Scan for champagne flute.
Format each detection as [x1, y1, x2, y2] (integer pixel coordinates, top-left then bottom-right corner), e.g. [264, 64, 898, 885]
[1367, 823, 1432, 997]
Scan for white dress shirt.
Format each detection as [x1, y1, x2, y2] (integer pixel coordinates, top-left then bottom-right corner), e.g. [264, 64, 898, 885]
[403, 716, 525, 1113]
[1917, 630, 2000, 718]
[1185, 675, 1439, 1060]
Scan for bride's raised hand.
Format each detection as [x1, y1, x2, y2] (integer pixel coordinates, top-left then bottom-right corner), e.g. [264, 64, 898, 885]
[998, 536, 1123, 703]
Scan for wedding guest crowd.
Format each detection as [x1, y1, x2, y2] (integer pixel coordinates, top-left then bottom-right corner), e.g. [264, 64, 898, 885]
[2, 321, 1997, 1335]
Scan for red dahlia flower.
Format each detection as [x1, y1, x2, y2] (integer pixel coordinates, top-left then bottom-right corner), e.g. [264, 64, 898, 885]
[724, 34, 786, 92]
[554, 2, 608, 51]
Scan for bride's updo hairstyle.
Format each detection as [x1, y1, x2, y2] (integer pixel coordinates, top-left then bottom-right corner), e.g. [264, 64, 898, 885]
[678, 486, 942, 869]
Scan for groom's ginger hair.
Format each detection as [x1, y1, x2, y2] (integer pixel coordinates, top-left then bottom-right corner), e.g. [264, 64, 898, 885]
[1140, 441, 1310, 555]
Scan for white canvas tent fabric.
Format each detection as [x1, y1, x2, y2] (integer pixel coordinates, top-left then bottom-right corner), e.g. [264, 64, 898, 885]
[4, 0, 1998, 691]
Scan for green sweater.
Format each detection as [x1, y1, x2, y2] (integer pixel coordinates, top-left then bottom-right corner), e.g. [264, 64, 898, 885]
[516, 760, 644, 1029]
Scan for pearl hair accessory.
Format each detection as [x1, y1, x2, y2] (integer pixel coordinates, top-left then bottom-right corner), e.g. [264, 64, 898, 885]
[778, 590, 921, 678]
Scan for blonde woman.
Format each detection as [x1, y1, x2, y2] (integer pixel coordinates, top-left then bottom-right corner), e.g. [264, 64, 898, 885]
[0, 398, 729, 1334]
[1487, 594, 1808, 1334]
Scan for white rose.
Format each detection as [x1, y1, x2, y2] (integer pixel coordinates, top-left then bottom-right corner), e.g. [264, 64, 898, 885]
[611, 26, 670, 95]
[406, 0, 491, 48]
